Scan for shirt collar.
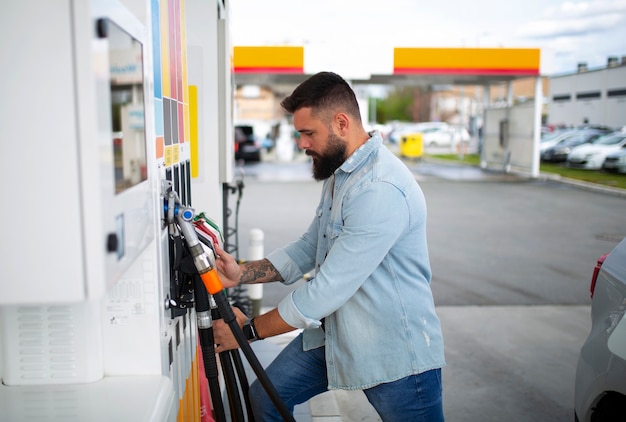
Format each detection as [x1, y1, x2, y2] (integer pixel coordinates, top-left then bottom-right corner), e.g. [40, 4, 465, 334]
[338, 131, 383, 174]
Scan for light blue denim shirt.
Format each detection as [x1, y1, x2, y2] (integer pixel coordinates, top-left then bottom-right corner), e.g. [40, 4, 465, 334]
[268, 132, 445, 389]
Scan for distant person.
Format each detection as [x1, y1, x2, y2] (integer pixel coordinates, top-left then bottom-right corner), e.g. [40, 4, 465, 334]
[213, 71, 445, 421]
[262, 132, 274, 152]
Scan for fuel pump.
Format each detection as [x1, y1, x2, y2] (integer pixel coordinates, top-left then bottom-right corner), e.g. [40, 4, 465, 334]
[163, 183, 295, 422]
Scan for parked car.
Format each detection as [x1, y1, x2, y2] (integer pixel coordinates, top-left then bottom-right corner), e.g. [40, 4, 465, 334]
[601, 144, 626, 173]
[574, 236, 626, 422]
[403, 122, 470, 148]
[234, 124, 262, 162]
[420, 125, 455, 147]
[387, 121, 418, 144]
[539, 129, 579, 155]
[540, 129, 609, 162]
[567, 131, 626, 169]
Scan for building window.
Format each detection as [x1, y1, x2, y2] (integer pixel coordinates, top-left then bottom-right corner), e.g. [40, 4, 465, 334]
[552, 94, 571, 102]
[607, 88, 626, 98]
[576, 91, 601, 100]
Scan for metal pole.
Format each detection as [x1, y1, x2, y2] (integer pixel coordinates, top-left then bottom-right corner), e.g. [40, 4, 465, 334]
[531, 76, 543, 178]
[480, 84, 489, 168]
[247, 229, 264, 317]
[458, 86, 466, 159]
[504, 82, 514, 173]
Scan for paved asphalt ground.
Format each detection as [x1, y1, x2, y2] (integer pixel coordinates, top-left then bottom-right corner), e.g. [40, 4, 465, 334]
[229, 145, 626, 421]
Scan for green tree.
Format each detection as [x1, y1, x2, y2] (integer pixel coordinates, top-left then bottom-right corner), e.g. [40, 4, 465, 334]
[375, 87, 414, 123]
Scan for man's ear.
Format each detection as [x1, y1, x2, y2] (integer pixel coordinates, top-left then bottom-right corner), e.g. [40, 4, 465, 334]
[334, 112, 350, 136]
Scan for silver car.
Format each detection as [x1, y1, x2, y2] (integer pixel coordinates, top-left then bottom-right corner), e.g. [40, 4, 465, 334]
[601, 145, 626, 173]
[574, 236, 626, 421]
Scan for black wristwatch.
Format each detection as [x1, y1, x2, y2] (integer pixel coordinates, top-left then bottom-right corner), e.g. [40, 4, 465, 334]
[242, 317, 261, 342]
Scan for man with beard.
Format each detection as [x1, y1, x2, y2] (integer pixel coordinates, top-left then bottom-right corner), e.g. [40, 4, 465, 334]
[213, 72, 445, 421]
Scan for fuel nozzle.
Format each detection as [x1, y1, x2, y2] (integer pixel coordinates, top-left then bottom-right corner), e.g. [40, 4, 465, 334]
[175, 204, 224, 295]
[177, 206, 211, 269]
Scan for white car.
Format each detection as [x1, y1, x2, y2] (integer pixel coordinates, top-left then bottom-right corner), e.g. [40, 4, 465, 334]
[602, 145, 626, 173]
[567, 131, 626, 169]
[420, 126, 455, 147]
[409, 122, 470, 148]
[574, 236, 626, 421]
[539, 129, 579, 154]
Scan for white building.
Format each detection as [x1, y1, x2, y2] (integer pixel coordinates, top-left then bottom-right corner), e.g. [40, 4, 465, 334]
[548, 58, 626, 129]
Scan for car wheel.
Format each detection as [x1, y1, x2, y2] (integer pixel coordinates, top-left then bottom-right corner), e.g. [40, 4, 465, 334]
[590, 392, 626, 422]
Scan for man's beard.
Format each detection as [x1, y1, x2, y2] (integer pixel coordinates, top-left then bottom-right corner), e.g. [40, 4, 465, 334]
[307, 131, 346, 181]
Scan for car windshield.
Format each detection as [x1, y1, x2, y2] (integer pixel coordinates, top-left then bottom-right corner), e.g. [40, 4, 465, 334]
[593, 133, 626, 146]
[235, 125, 255, 142]
[541, 130, 572, 143]
[557, 133, 583, 144]
[561, 132, 604, 145]
[422, 127, 445, 133]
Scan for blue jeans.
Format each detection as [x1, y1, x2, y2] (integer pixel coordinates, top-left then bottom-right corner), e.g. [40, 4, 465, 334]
[248, 333, 444, 421]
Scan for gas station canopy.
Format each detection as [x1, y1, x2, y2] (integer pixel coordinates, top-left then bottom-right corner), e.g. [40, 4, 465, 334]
[233, 46, 308, 86]
[232, 46, 545, 178]
[233, 46, 541, 87]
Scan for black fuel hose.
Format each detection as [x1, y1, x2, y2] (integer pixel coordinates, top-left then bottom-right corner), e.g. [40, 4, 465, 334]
[212, 291, 296, 422]
[194, 278, 227, 422]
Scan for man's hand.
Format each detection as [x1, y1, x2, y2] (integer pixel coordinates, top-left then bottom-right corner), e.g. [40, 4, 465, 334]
[213, 307, 249, 353]
[213, 244, 241, 289]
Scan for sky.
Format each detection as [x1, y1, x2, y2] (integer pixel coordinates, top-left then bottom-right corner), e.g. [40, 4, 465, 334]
[229, 0, 626, 79]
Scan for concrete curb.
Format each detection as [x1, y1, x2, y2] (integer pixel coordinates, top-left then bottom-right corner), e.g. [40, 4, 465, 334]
[532, 171, 626, 198]
[420, 155, 626, 198]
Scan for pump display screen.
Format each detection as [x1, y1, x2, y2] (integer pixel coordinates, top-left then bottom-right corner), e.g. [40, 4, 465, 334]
[107, 20, 148, 194]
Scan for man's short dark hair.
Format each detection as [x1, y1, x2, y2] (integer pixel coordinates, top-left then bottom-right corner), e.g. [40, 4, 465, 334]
[280, 72, 362, 122]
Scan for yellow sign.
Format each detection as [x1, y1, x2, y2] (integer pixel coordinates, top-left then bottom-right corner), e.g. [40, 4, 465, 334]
[394, 48, 540, 76]
[234, 46, 304, 73]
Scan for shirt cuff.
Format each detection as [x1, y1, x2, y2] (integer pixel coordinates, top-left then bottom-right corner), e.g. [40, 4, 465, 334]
[277, 292, 323, 330]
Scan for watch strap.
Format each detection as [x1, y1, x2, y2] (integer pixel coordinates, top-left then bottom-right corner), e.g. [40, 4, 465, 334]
[243, 317, 262, 341]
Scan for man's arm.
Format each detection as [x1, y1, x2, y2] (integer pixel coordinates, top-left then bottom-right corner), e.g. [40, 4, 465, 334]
[239, 258, 284, 285]
[213, 245, 284, 288]
[211, 245, 294, 352]
[213, 307, 296, 353]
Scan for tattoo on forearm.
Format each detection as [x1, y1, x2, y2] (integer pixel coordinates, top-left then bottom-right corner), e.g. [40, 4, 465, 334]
[240, 259, 283, 284]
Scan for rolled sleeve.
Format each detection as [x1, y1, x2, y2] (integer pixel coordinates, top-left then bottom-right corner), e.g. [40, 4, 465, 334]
[277, 292, 323, 329]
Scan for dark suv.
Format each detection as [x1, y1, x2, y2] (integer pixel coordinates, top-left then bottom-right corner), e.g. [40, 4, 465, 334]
[234, 125, 261, 162]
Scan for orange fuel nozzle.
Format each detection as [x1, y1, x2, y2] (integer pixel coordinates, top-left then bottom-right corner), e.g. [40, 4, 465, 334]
[200, 268, 224, 295]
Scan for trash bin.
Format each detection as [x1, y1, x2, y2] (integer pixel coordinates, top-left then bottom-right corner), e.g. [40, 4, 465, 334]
[400, 132, 424, 158]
